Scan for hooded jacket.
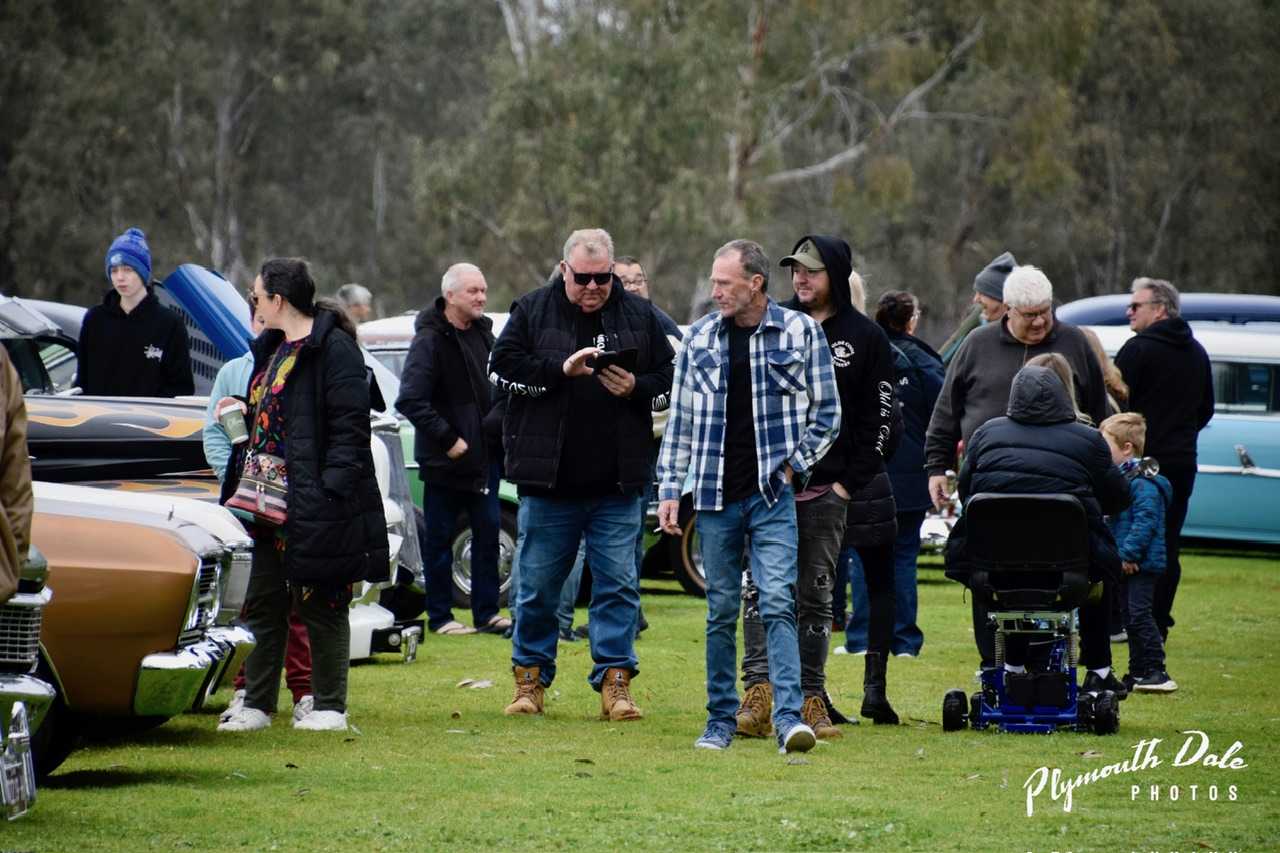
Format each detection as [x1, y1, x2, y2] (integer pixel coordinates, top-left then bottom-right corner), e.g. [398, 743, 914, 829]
[76, 288, 194, 397]
[781, 234, 901, 547]
[0, 348, 33, 603]
[490, 271, 674, 495]
[1113, 317, 1214, 469]
[395, 297, 503, 493]
[956, 365, 1129, 578]
[1108, 462, 1172, 573]
[885, 331, 945, 514]
[221, 308, 388, 585]
[925, 313, 1107, 476]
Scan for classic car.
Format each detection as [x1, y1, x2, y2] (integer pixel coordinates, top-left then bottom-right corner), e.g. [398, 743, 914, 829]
[30, 482, 254, 778]
[1058, 292, 1280, 327]
[0, 548, 55, 819]
[1089, 324, 1280, 545]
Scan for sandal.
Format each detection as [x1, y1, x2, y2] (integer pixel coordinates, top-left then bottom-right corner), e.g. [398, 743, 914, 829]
[475, 615, 512, 635]
[434, 620, 477, 636]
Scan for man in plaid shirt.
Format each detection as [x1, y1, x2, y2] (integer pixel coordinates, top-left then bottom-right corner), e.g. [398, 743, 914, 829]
[657, 239, 841, 754]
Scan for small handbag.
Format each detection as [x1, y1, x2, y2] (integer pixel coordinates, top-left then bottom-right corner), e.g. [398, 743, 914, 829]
[226, 449, 289, 526]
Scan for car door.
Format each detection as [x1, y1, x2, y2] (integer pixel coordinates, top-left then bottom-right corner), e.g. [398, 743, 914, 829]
[1187, 358, 1280, 543]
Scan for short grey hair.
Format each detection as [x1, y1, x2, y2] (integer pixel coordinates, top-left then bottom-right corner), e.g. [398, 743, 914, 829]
[1132, 277, 1180, 318]
[714, 239, 770, 292]
[1002, 265, 1053, 309]
[441, 262, 482, 296]
[336, 283, 372, 307]
[562, 228, 614, 264]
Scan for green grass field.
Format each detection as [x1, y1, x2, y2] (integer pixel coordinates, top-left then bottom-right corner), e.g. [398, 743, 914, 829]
[12, 549, 1278, 852]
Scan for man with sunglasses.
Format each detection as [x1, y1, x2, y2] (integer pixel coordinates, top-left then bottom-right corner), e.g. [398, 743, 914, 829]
[1114, 278, 1213, 642]
[490, 228, 674, 722]
[924, 265, 1127, 696]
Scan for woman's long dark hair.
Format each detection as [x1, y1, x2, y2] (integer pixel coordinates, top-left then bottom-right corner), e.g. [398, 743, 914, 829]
[875, 290, 917, 335]
[259, 257, 356, 337]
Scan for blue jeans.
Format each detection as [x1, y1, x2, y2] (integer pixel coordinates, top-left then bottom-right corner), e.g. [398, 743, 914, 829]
[890, 510, 926, 656]
[511, 493, 643, 688]
[556, 539, 587, 632]
[697, 488, 803, 733]
[1125, 572, 1165, 676]
[840, 547, 868, 652]
[421, 463, 501, 630]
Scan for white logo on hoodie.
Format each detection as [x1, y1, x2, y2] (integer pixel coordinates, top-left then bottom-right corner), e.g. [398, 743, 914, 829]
[144, 345, 164, 361]
[830, 340, 854, 368]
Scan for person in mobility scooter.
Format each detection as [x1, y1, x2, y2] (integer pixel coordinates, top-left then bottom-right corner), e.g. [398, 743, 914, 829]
[940, 363, 1131, 734]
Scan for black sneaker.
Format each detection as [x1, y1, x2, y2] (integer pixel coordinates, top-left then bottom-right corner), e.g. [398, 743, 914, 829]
[558, 627, 578, 643]
[1121, 672, 1138, 693]
[573, 624, 590, 640]
[1132, 671, 1178, 693]
[1082, 670, 1129, 700]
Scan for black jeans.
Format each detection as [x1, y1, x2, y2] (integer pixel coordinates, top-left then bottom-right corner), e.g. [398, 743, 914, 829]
[422, 462, 501, 630]
[243, 535, 352, 714]
[741, 490, 848, 695]
[1125, 572, 1165, 676]
[1153, 463, 1196, 637]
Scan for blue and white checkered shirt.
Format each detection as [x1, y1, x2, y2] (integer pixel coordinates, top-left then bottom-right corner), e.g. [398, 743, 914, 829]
[657, 298, 841, 511]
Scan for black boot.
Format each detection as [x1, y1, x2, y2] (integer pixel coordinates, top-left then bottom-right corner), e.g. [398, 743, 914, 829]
[822, 689, 858, 726]
[861, 652, 899, 725]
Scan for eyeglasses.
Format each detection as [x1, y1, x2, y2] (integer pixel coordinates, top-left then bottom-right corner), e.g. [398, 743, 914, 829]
[1011, 306, 1052, 322]
[564, 264, 613, 287]
[1127, 300, 1156, 312]
[620, 276, 647, 287]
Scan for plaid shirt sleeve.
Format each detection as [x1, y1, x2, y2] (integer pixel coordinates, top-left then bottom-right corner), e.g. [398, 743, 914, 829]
[656, 323, 700, 504]
[786, 317, 841, 476]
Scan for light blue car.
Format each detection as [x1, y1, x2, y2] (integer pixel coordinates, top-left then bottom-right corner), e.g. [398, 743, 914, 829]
[1090, 325, 1280, 545]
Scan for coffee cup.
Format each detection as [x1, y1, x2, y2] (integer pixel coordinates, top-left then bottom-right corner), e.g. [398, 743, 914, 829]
[217, 400, 249, 445]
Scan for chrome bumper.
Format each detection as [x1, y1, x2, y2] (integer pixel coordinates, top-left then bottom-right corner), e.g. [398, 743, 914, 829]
[0, 681, 54, 820]
[133, 625, 256, 717]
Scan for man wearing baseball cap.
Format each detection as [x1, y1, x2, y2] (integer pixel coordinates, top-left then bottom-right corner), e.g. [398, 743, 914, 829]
[76, 227, 194, 397]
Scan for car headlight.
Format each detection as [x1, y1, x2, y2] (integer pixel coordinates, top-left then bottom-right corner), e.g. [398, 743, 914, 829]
[179, 550, 224, 644]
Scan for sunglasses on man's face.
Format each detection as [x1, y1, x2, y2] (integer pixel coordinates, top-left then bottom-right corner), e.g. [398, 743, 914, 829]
[565, 264, 613, 287]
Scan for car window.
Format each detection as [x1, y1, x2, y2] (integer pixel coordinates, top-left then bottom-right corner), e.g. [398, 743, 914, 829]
[38, 339, 77, 392]
[1212, 361, 1278, 414]
[2, 338, 54, 393]
[370, 349, 408, 379]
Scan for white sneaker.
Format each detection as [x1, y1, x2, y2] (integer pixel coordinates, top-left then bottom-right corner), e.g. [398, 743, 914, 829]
[293, 709, 348, 731]
[217, 707, 271, 732]
[219, 689, 246, 723]
[779, 722, 817, 754]
[292, 695, 315, 722]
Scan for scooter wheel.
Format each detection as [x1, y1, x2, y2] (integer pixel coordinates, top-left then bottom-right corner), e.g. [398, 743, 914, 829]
[969, 692, 985, 729]
[942, 689, 967, 732]
[1091, 690, 1120, 735]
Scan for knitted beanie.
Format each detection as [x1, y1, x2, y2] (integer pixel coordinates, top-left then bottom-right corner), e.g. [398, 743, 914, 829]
[973, 250, 1016, 301]
[104, 227, 152, 285]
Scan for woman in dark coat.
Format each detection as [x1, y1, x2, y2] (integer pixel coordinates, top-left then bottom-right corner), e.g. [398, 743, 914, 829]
[875, 291, 944, 657]
[952, 363, 1130, 695]
[217, 258, 388, 733]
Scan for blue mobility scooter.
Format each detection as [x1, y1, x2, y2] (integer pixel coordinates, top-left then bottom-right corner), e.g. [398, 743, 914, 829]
[941, 493, 1120, 735]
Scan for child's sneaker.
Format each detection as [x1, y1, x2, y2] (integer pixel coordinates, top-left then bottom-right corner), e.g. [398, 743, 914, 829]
[1132, 671, 1178, 693]
[1082, 670, 1130, 700]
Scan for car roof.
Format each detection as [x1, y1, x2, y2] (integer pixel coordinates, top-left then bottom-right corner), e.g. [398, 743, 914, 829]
[0, 295, 63, 338]
[358, 312, 509, 348]
[1086, 323, 1280, 361]
[1059, 292, 1280, 326]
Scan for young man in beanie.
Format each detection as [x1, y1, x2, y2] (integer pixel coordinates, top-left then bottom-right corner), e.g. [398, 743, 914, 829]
[76, 227, 194, 397]
[938, 250, 1016, 365]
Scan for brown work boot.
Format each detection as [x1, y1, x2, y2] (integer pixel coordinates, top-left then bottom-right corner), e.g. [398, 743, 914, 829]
[599, 668, 643, 721]
[504, 666, 544, 715]
[803, 694, 842, 740]
[734, 682, 773, 738]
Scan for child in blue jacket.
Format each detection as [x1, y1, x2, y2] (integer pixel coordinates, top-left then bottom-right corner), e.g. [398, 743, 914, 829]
[1100, 413, 1176, 693]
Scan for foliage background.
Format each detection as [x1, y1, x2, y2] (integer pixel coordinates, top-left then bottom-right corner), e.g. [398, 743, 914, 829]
[3, 0, 1278, 341]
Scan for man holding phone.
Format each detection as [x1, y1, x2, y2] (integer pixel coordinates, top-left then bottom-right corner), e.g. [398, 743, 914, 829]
[490, 228, 674, 722]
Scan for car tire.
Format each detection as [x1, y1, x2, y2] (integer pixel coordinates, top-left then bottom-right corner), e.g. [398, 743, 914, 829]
[30, 658, 79, 780]
[450, 503, 517, 609]
[667, 499, 706, 597]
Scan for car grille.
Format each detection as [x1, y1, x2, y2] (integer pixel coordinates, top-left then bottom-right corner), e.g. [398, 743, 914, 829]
[178, 556, 221, 646]
[0, 602, 43, 669]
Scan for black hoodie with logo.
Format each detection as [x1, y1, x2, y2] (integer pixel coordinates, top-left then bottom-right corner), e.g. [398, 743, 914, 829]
[781, 235, 902, 547]
[76, 288, 194, 397]
[1114, 317, 1213, 469]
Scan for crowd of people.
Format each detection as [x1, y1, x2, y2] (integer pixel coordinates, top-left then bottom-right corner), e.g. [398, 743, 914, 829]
[83, 223, 1213, 748]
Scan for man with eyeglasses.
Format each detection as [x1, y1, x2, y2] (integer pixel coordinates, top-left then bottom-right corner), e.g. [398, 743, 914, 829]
[1114, 278, 1213, 642]
[490, 228, 674, 722]
[924, 265, 1128, 696]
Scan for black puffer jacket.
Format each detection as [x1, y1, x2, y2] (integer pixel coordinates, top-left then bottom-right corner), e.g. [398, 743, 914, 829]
[222, 308, 388, 585]
[395, 298, 502, 493]
[781, 234, 901, 547]
[490, 272, 675, 493]
[957, 364, 1129, 578]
